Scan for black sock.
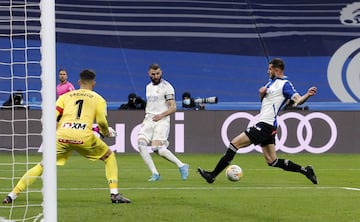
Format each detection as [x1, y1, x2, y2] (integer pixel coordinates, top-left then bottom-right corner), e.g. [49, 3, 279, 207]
[269, 158, 303, 173]
[211, 144, 237, 177]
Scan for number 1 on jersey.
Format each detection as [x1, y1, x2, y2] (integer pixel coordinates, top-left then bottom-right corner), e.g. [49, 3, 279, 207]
[75, 99, 84, 119]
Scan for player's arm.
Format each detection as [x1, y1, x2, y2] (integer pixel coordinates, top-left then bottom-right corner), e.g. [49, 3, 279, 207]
[55, 95, 65, 129]
[259, 86, 267, 101]
[292, 86, 317, 106]
[165, 97, 177, 115]
[259, 80, 272, 101]
[152, 94, 176, 121]
[95, 98, 110, 137]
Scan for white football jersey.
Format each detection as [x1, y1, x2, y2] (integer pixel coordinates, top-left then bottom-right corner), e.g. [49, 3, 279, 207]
[145, 79, 175, 117]
[258, 77, 298, 127]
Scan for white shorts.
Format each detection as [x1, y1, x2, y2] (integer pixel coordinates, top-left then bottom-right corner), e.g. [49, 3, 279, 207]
[138, 116, 170, 144]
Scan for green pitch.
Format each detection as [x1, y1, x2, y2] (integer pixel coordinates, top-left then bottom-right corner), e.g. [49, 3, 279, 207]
[1, 153, 360, 222]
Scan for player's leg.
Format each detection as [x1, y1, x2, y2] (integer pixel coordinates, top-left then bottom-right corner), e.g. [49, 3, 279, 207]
[198, 131, 251, 184]
[152, 141, 189, 180]
[213, 132, 252, 176]
[100, 149, 119, 194]
[152, 141, 185, 168]
[2, 162, 43, 203]
[100, 149, 131, 203]
[138, 138, 160, 180]
[262, 144, 318, 184]
[2, 135, 68, 203]
[77, 136, 131, 203]
[138, 120, 160, 181]
[152, 120, 189, 180]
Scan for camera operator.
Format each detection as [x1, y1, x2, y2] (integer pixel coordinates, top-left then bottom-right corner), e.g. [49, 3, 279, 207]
[182, 92, 205, 110]
[119, 93, 146, 110]
[182, 92, 218, 111]
[1, 90, 27, 110]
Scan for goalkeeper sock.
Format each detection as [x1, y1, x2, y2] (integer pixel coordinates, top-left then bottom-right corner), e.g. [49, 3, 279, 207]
[269, 158, 302, 172]
[12, 163, 43, 196]
[211, 144, 237, 177]
[104, 152, 119, 194]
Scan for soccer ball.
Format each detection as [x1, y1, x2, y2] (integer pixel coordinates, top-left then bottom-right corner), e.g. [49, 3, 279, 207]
[225, 165, 243, 182]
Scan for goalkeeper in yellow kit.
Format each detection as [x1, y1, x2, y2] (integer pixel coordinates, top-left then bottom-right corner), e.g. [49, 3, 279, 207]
[2, 69, 131, 204]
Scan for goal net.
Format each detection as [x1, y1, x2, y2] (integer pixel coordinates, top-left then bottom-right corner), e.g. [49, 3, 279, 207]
[0, 1, 57, 221]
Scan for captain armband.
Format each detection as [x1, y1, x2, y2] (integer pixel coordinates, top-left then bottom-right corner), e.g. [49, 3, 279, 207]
[165, 94, 175, 101]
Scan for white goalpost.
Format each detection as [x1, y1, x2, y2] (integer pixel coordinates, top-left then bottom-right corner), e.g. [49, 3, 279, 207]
[40, 0, 57, 221]
[0, 1, 57, 221]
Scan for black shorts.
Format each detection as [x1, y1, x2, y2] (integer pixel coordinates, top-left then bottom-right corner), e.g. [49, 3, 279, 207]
[245, 122, 277, 146]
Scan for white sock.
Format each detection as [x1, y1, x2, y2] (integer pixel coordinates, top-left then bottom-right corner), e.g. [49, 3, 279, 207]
[8, 192, 17, 200]
[110, 188, 119, 195]
[157, 148, 184, 168]
[138, 141, 159, 175]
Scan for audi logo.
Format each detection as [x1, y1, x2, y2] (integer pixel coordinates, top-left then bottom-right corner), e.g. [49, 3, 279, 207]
[221, 112, 337, 154]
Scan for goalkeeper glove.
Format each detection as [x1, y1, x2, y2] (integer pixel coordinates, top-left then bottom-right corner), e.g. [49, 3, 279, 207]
[108, 127, 117, 137]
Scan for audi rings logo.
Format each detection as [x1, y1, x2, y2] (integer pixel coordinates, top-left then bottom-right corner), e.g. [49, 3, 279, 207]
[221, 112, 337, 154]
[328, 3, 360, 102]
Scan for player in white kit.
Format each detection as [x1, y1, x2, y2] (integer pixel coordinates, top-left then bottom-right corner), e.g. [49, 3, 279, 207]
[138, 63, 189, 181]
[198, 58, 318, 185]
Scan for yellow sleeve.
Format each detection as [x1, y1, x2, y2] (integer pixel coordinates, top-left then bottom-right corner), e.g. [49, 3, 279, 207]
[96, 97, 109, 137]
[55, 95, 65, 122]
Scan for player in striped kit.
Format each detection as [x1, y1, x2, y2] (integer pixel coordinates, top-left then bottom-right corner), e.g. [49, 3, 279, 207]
[198, 58, 318, 185]
[138, 63, 189, 181]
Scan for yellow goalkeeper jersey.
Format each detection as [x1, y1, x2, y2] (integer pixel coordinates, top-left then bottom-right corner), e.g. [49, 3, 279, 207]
[56, 89, 109, 139]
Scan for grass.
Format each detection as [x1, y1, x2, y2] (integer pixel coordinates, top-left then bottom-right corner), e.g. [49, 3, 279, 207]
[1, 153, 360, 222]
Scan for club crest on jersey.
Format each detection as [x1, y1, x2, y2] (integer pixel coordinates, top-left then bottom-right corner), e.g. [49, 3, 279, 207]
[62, 122, 87, 130]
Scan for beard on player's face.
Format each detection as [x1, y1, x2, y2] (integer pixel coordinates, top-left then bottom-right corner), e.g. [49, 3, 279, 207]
[150, 75, 162, 85]
[269, 71, 276, 79]
[59, 75, 67, 83]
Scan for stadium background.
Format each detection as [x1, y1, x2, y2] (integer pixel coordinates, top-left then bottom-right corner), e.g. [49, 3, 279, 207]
[1, 1, 360, 153]
[1, 0, 360, 109]
[53, 0, 360, 108]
